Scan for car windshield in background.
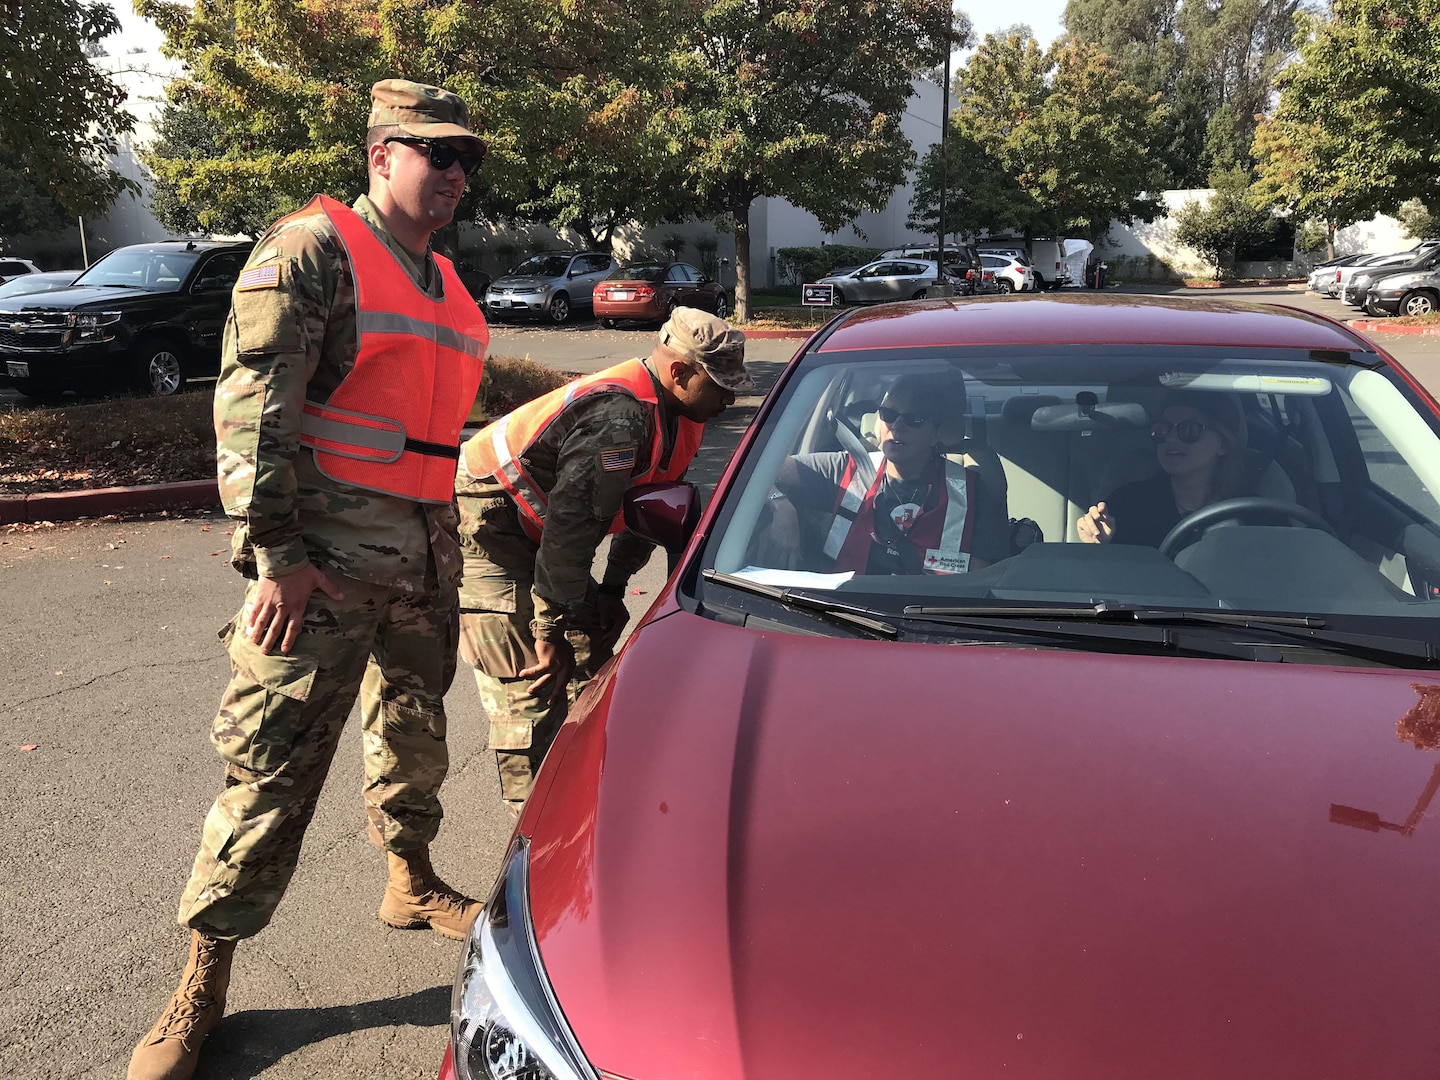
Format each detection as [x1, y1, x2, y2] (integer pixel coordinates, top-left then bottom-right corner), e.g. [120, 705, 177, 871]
[610, 265, 667, 281]
[701, 346, 1440, 644]
[509, 255, 571, 277]
[74, 250, 200, 291]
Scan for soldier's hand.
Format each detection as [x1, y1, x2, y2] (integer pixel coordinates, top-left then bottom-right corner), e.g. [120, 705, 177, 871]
[247, 563, 346, 655]
[521, 635, 576, 706]
[596, 592, 630, 652]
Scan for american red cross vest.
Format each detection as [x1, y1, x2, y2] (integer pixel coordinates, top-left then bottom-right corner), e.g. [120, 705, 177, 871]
[826, 452, 977, 574]
[462, 358, 703, 541]
[295, 194, 488, 504]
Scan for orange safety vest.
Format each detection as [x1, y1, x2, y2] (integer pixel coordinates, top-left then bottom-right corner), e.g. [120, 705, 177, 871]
[825, 452, 977, 574]
[295, 194, 487, 504]
[463, 358, 703, 541]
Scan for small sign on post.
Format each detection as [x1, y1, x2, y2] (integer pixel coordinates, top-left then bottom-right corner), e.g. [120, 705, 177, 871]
[802, 283, 835, 306]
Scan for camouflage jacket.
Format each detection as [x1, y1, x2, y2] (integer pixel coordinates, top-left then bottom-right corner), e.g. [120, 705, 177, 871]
[455, 359, 677, 636]
[216, 195, 463, 591]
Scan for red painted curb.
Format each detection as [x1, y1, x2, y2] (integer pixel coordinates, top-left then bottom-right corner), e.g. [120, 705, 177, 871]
[739, 328, 817, 339]
[0, 478, 220, 526]
[1349, 320, 1440, 336]
[1183, 278, 1306, 289]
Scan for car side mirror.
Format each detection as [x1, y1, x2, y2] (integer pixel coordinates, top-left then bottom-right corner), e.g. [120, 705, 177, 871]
[623, 481, 701, 553]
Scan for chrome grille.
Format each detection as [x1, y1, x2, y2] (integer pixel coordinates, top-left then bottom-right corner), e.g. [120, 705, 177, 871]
[0, 314, 67, 351]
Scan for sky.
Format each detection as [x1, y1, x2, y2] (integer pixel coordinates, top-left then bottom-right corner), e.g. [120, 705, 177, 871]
[105, 0, 1070, 56]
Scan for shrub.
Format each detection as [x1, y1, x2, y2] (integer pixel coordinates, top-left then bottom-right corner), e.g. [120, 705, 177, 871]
[469, 356, 574, 423]
[775, 245, 883, 285]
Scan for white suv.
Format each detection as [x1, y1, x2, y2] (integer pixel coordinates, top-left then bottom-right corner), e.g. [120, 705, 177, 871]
[0, 257, 42, 284]
[980, 253, 1037, 293]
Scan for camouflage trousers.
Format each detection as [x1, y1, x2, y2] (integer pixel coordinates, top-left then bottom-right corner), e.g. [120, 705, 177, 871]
[177, 575, 459, 941]
[460, 561, 610, 813]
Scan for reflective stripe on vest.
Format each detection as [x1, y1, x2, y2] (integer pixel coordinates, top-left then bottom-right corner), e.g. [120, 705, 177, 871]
[462, 359, 703, 541]
[826, 452, 975, 573]
[295, 194, 487, 503]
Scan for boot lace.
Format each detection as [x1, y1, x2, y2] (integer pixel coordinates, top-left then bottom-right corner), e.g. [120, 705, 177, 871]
[153, 945, 225, 1048]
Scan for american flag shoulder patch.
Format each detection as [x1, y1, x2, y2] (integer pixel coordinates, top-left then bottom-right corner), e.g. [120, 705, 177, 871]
[236, 263, 281, 292]
[600, 446, 637, 472]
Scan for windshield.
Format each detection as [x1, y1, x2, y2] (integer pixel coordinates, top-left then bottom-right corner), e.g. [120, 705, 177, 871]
[74, 249, 200, 291]
[610, 265, 667, 281]
[508, 255, 571, 278]
[701, 345, 1440, 641]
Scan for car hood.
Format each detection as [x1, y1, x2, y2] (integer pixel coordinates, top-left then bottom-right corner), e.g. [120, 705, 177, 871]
[0, 285, 159, 312]
[490, 275, 553, 290]
[528, 611, 1440, 1079]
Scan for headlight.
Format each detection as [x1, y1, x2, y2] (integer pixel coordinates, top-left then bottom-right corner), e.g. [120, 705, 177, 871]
[452, 838, 596, 1080]
[65, 311, 121, 344]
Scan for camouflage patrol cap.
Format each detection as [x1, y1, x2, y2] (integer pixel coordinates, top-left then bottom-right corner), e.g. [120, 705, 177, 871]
[658, 307, 755, 392]
[368, 79, 483, 147]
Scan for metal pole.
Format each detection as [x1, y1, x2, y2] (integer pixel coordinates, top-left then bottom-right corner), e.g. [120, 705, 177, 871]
[78, 216, 90, 267]
[936, 6, 952, 276]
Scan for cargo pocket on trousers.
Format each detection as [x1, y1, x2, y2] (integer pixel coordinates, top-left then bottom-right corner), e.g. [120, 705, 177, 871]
[213, 619, 320, 774]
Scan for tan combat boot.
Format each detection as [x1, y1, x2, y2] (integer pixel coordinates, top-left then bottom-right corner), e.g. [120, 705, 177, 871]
[127, 931, 235, 1080]
[377, 846, 481, 941]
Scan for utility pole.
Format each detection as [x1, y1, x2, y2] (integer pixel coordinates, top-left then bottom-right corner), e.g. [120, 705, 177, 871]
[78, 217, 90, 268]
[935, 6, 953, 295]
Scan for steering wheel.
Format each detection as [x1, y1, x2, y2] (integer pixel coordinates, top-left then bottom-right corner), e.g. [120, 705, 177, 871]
[1158, 497, 1336, 557]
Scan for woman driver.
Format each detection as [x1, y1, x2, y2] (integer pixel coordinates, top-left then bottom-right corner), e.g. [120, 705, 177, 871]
[1077, 391, 1248, 547]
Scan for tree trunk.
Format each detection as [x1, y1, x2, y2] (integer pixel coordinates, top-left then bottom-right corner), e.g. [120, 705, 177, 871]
[734, 202, 752, 324]
[1326, 219, 1336, 262]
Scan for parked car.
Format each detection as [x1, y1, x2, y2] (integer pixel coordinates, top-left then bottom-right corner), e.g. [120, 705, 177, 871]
[0, 239, 250, 400]
[818, 258, 951, 304]
[455, 263, 493, 304]
[1307, 253, 1368, 293]
[1364, 268, 1440, 317]
[1327, 251, 1414, 297]
[982, 240, 1070, 288]
[0, 256, 42, 284]
[0, 269, 83, 300]
[482, 251, 616, 324]
[439, 294, 1440, 1080]
[881, 243, 984, 284]
[980, 252, 1037, 292]
[1344, 243, 1440, 307]
[592, 261, 728, 327]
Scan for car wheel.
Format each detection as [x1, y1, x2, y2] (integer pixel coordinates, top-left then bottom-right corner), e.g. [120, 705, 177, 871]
[1033, 272, 1046, 290]
[132, 337, 187, 396]
[714, 293, 729, 319]
[11, 378, 67, 404]
[997, 279, 1014, 293]
[1400, 290, 1436, 317]
[548, 293, 572, 324]
[831, 288, 846, 306]
[599, 317, 618, 329]
[1364, 297, 1389, 317]
[911, 289, 928, 300]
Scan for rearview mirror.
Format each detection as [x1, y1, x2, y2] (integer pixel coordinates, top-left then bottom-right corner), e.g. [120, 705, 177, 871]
[623, 481, 701, 553]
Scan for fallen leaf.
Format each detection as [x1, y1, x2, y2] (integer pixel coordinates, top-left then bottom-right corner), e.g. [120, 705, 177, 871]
[630, 588, 646, 595]
[104, 580, 113, 585]
[19, 744, 38, 753]
[209, 550, 225, 556]
[54, 670, 63, 675]
[159, 555, 171, 559]
[200, 525, 212, 532]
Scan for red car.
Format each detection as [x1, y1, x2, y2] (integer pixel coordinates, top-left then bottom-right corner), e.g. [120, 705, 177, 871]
[441, 294, 1440, 1080]
[593, 261, 729, 327]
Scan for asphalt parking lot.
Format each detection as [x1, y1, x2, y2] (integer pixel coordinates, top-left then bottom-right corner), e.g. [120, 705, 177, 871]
[3, 284, 1439, 1079]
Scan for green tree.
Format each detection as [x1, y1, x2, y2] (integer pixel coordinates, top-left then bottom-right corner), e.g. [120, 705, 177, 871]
[907, 129, 1034, 242]
[942, 33, 1168, 246]
[1397, 200, 1439, 243]
[0, 0, 134, 241]
[1250, 0, 1440, 259]
[665, 0, 959, 321]
[1172, 166, 1276, 277]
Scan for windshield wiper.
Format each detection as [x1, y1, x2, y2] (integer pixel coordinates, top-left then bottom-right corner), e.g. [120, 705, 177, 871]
[701, 569, 898, 639]
[903, 603, 1438, 666]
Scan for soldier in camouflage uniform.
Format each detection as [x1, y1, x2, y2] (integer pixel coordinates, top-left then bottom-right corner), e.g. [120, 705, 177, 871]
[128, 81, 489, 1080]
[457, 309, 754, 817]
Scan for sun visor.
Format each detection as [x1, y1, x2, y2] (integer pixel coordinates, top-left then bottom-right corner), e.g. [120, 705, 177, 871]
[1160, 372, 1333, 396]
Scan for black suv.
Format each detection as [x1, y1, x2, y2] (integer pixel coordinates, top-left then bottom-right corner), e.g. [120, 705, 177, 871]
[0, 239, 252, 400]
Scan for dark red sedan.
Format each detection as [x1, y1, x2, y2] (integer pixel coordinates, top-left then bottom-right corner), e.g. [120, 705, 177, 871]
[593, 261, 729, 327]
[441, 294, 1440, 1080]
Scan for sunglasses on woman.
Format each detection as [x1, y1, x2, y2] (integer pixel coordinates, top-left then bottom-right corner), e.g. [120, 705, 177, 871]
[1149, 419, 1211, 444]
[383, 136, 486, 176]
[876, 405, 933, 429]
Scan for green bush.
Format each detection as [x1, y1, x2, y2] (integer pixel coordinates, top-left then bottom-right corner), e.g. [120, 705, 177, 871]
[776, 245, 882, 285]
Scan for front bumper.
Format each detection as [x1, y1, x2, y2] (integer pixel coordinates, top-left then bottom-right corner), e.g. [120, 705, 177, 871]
[0, 342, 116, 386]
[484, 294, 551, 316]
[1365, 294, 1403, 316]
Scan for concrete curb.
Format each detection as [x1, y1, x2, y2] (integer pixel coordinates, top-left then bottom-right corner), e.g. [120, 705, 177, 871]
[1348, 319, 1440, 336]
[0, 478, 220, 526]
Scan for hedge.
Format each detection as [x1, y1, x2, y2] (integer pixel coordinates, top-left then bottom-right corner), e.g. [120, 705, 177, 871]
[776, 245, 884, 285]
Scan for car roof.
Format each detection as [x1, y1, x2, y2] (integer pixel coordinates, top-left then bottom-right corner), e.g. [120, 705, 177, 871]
[104, 240, 251, 255]
[813, 294, 1378, 354]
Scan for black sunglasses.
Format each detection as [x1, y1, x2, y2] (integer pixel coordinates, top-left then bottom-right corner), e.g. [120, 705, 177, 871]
[1149, 419, 1211, 444]
[383, 136, 485, 176]
[877, 405, 933, 429]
